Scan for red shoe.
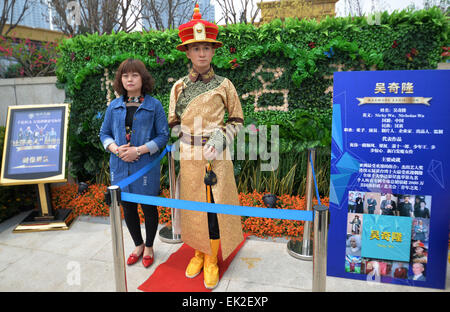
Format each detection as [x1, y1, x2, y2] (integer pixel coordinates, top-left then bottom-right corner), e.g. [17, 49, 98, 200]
[127, 252, 142, 266]
[142, 255, 154, 268]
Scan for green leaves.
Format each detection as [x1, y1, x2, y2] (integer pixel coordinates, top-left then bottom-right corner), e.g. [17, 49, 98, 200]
[278, 109, 332, 153]
[56, 8, 447, 183]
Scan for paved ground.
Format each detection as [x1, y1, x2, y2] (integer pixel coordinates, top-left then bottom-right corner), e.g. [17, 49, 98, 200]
[0, 211, 448, 292]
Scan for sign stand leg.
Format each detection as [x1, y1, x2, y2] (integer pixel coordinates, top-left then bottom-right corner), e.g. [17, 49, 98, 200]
[13, 183, 75, 233]
[34, 183, 55, 220]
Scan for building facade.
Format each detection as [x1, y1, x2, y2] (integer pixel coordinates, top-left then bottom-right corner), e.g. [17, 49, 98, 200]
[142, 0, 215, 30]
[8, 0, 55, 30]
[258, 0, 338, 24]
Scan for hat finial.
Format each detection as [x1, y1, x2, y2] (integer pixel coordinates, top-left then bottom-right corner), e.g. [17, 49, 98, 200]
[192, 3, 201, 20]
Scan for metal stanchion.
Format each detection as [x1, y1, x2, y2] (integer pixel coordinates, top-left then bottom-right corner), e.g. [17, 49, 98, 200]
[312, 204, 329, 292]
[287, 148, 315, 260]
[158, 150, 183, 243]
[108, 185, 127, 292]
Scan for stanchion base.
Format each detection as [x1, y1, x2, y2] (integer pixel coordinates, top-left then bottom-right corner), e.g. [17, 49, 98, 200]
[287, 239, 313, 261]
[158, 226, 183, 244]
[13, 209, 75, 233]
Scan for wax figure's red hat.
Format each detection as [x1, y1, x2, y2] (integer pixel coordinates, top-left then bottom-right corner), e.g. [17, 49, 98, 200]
[176, 4, 222, 51]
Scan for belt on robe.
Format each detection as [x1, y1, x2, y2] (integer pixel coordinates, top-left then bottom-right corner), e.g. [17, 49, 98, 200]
[180, 132, 210, 146]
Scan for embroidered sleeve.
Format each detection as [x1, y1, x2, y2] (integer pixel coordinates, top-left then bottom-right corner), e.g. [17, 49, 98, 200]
[168, 80, 186, 142]
[168, 80, 184, 129]
[206, 78, 244, 153]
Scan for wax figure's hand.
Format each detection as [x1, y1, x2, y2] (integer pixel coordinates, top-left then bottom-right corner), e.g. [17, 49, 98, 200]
[203, 144, 217, 161]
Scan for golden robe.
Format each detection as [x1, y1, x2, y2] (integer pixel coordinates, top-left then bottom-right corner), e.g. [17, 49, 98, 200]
[168, 68, 244, 260]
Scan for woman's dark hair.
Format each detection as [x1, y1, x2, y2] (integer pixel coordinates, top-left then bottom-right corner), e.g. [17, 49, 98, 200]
[113, 59, 155, 95]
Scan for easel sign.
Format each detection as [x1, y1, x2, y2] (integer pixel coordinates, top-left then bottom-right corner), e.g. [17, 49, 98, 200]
[0, 104, 73, 232]
[328, 70, 450, 290]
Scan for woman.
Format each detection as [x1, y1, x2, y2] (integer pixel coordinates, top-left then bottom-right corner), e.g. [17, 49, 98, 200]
[168, 4, 244, 289]
[100, 59, 169, 268]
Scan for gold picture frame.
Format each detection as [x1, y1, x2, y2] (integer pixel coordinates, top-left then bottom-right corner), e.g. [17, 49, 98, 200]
[0, 103, 70, 185]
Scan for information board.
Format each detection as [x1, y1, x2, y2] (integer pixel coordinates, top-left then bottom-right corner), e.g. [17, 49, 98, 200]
[1, 104, 69, 185]
[328, 70, 449, 289]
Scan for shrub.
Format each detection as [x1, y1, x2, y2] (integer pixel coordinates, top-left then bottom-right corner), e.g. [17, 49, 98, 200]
[0, 35, 59, 77]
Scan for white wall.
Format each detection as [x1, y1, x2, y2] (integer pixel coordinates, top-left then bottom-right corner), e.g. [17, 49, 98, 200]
[0, 76, 66, 127]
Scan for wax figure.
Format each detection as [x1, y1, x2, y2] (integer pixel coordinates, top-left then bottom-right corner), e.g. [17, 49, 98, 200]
[168, 4, 244, 289]
[100, 59, 169, 268]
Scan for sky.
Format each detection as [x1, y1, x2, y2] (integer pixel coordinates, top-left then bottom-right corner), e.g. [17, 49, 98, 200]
[213, 0, 427, 24]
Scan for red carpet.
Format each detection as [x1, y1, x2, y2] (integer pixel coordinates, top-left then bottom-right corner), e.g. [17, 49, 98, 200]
[138, 236, 248, 292]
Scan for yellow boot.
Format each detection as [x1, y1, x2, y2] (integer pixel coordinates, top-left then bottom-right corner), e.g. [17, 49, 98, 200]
[204, 239, 220, 289]
[185, 250, 204, 278]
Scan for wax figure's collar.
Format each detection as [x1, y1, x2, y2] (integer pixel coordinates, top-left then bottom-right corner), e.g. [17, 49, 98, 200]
[189, 66, 215, 83]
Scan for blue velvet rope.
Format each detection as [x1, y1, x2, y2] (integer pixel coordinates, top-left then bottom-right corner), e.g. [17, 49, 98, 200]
[121, 192, 314, 222]
[116, 145, 171, 189]
[113, 144, 314, 222]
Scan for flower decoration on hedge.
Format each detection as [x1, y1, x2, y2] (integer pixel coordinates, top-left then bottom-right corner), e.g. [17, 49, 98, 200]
[406, 48, 419, 61]
[85, 56, 90, 61]
[229, 58, 239, 69]
[441, 47, 450, 57]
[308, 41, 316, 49]
[70, 52, 76, 61]
[391, 40, 399, 48]
[324, 47, 335, 58]
[156, 55, 165, 65]
[149, 49, 155, 57]
[241, 64, 289, 112]
[229, 46, 236, 54]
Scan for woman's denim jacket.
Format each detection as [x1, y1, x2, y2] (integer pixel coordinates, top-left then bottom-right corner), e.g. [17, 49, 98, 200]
[99, 95, 169, 196]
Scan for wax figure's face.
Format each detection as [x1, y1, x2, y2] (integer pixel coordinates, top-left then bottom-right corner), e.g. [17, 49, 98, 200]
[122, 71, 142, 96]
[186, 42, 215, 72]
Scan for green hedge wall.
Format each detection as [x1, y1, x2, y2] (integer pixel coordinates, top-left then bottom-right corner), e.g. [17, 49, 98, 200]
[56, 8, 448, 194]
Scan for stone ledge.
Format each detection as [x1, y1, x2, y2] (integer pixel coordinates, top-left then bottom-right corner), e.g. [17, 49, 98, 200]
[0, 76, 58, 86]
